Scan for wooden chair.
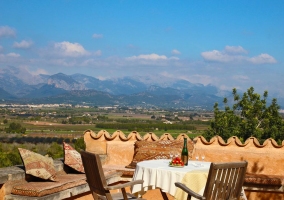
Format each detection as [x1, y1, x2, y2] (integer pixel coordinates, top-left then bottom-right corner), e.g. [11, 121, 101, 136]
[175, 161, 248, 200]
[80, 151, 145, 200]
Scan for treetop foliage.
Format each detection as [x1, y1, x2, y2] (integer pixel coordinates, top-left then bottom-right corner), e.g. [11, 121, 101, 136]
[205, 87, 284, 143]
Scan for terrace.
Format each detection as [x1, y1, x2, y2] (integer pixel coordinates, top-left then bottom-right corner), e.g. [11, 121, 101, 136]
[1, 130, 284, 200]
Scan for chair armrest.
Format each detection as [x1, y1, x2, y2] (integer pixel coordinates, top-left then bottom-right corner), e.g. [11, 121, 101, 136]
[175, 182, 206, 200]
[105, 171, 123, 179]
[105, 180, 144, 190]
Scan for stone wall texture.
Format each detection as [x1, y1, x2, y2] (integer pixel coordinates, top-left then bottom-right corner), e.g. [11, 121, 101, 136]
[84, 130, 284, 176]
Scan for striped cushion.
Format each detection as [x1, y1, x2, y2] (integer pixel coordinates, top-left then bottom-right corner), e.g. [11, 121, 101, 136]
[244, 173, 284, 186]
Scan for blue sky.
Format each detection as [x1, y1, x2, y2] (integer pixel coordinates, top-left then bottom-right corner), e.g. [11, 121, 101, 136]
[0, 1, 284, 97]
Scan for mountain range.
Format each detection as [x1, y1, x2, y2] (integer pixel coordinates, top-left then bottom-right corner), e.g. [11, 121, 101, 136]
[0, 66, 235, 109]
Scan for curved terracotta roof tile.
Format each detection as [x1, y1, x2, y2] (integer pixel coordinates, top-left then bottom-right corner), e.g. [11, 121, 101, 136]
[127, 131, 143, 141]
[142, 132, 159, 141]
[83, 129, 284, 149]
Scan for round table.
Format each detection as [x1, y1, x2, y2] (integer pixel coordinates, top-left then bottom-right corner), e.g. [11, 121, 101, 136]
[131, 159, 211, 198]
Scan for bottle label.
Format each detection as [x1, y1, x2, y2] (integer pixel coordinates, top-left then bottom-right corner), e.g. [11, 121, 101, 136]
[181, 155, 188, 165]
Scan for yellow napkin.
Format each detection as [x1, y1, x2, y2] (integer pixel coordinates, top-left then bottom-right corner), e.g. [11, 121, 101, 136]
[174, 170, 208, 200]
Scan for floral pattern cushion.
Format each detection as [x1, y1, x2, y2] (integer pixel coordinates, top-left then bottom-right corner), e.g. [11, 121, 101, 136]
[63, 142, 85, 173]
[18, 148, 56, 181]
[126, 140, 194, 169]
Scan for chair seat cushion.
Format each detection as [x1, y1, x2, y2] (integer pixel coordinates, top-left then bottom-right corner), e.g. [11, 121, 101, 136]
[11, 174, 86, 197]
[244, 173, 284, 186]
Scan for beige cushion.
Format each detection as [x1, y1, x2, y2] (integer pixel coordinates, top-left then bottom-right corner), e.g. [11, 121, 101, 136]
[11, 174, 86, 197]
[18, 148, 57, 181]
[63, 142, 84, 173]
[126, 140, 194, 169]
[11, 171, 120, 197]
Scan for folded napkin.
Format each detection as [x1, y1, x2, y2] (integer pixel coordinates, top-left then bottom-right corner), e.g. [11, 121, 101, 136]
[174, 170, 208, 200]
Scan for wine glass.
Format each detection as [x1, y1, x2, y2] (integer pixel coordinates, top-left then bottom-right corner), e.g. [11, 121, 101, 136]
[201, 154, 205, 161]
[169, 152, 174, 160]
[175, 152, 179, 158]
[195, 154, 199, 161]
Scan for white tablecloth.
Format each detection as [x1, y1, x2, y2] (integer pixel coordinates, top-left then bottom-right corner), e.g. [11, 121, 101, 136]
[131, 159, 211, 197]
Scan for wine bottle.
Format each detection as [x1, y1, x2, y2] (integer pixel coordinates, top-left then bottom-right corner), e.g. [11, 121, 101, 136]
[181, 138, 188, 166]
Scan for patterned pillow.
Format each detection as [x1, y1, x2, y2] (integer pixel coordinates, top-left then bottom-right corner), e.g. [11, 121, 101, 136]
[126, 140, 194, 169]
[63, 142, 85, 173]
[18, 148, 57, 181]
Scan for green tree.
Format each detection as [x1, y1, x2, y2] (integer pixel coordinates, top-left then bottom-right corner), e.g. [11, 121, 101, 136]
[5, 122, 26, 134]
[46, 142, 63, 159]
[205, 87, 284, 143]
[0, 145, 22, 168]
[74, 138, 86, 151]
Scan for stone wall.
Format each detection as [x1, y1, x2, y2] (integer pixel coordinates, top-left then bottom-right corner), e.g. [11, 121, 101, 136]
[84, 130, 284, 200]
[84, 129, 284, 176]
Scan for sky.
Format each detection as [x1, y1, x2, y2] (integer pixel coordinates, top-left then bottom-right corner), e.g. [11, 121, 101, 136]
[0, 0, 284, 97]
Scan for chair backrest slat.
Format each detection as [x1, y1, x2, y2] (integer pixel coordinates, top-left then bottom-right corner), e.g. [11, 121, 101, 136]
[81, 151, 109, 197]
[220, 168, 231, 199]
[203, 161, 248, 200]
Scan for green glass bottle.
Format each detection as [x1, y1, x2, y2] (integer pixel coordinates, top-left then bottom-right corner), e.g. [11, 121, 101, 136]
[181, 138, 188, 166]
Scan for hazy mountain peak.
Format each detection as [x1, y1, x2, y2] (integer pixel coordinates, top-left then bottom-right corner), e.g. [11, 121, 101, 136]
[48, 73, 86, 90]
[0, 66, 238, 108]
[0, 66, 44, 85]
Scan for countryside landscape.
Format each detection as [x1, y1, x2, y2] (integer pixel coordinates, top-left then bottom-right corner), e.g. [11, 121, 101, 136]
[1, 1, 284, 199]
[2, 83, 284, 169]
[0, 102, 211, 167]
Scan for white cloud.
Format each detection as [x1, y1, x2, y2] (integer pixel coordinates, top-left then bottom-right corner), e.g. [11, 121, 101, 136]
[13, 40, 33, 49]
[92, 33, 103, 39]
[53, 41, 90, 57]
[127, 54, 167, 60]
[6, 52, 20, 57]
[0, 26, 16, 38]
[201, 50, 239, 62]
[249, 53, 277, 64]
[0, 52, 21, 63]
[29, 68, 48, 75]
[201, 46, 277, 64]
[172, 49, 181, 55]
[225, 46, 248, 54]
[126, 53, 179, 61]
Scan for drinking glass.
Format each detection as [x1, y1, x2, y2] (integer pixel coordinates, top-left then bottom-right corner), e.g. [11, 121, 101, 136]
[201, 154, 205, 161]
[169, 152, 174, 160]
[175, 152, 179, 158]
[195, 154, 199, 161]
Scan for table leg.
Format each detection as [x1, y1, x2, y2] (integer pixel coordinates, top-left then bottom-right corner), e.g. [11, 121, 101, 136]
[160, 189, 169, 200]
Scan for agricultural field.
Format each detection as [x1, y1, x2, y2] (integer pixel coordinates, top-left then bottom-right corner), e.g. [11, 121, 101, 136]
[0, 105, 212, 167]
[0, 105, 211, 139]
